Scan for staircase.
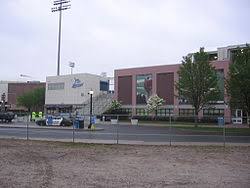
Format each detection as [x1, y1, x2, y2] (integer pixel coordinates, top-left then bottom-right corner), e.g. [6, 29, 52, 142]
[82, 92, 114, 115]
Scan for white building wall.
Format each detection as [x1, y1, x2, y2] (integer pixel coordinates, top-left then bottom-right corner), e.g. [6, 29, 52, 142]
[0, 81, 8, 101]
[217, 47, 229, 61]
[45, 73, 109, 105]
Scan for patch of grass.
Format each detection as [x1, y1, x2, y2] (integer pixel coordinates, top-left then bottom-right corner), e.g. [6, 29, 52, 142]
[174, 126, 250, 135]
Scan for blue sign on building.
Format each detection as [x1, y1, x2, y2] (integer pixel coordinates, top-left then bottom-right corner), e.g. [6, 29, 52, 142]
[72, 78, 83, 88]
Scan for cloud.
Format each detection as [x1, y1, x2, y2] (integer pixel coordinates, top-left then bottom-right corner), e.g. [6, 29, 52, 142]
[0, 0, 249, 81]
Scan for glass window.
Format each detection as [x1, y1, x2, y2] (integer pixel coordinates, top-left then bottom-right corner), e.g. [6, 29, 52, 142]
[136, 108, 149, 116]
[216, 69, 224, 101]
[179, 109, 194, 116]
[136, 74, 152, 104]
[157, 109, 173, 116]
[100, 81, 109, 91]
[120, 108, 132, 114]
[48, 83, 65, 90]
[203, 109, 224, 116]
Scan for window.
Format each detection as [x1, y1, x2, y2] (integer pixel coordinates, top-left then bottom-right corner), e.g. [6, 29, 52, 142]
[157, 109, 173, 116]
[209, 53, 218, 61]
[216, 69, 224, 101]
[47, 108, 57, 115]
[203, 109, 224, 116]
[136, 108, 149, 116]
[59, 107, 72, 113]
[48, 83, 64, 90]
[136, 74, 152, 104]
[179, 109, 194, 116]
[121, 108, 132, 114]
[100, 81, 109, 91]
[116, 108, 132, 115]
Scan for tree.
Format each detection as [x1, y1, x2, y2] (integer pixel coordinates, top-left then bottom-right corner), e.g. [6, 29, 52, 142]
[107, 100, 122, 114]
[17, 87, 45, 112]
[146, 94, 165, 117]
[226, 44, 250, 125]
[176, 47, 220, 124]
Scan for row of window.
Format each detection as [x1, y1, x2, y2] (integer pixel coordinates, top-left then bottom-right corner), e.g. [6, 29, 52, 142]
[132, 108, 225, 116]
[178, 109, 224, 116]
[203, 109, 224, 116]
[135, 108, 174, 116]
[48, 83, 65, 90]
[46, 107, 73, 115]
[48, 81, 109, 91]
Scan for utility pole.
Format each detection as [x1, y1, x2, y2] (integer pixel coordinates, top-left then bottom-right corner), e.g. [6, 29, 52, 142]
[51, 0, 71, 76]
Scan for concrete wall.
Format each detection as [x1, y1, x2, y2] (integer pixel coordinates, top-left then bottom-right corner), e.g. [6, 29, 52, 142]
[45, 73, 109, 105]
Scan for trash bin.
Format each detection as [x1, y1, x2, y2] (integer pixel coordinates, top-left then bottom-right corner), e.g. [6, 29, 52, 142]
[46, 116, 53, 126]
[79, 120, 84, 128]
[217, 117, 224, 126]
[91, 116, 96, 124]
[74, 120, 79, 129]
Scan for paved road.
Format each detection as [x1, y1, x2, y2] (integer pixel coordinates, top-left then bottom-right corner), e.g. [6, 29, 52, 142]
[0, 123, 250, 143]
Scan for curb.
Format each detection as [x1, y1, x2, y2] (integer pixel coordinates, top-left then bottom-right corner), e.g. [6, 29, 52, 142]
[0, 125, 104, 131]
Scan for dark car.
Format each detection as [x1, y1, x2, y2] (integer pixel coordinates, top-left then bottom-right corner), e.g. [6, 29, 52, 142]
[0, 112, 15, 123]
[36, 117, 73, 126]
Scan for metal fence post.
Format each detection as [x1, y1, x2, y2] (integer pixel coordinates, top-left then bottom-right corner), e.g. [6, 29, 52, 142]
[116, 115, 119, 144]
[223, 118, 225, 148]
[72, 119, 75, 143]
[26, 114, 29, 140]
[169, 114, 172, 146]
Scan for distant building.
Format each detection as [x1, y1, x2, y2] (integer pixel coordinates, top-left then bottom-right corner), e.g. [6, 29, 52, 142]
[45, 73, 111, 115]
[0, 81, 45, 111]
[114, 44, 249, 123]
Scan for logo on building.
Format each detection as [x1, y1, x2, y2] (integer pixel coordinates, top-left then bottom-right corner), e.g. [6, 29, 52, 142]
[72, 78, 83, 88]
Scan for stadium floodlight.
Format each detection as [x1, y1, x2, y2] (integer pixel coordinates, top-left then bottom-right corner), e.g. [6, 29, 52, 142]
[51, 0, 71, 76]
[69, 61, 75, 74]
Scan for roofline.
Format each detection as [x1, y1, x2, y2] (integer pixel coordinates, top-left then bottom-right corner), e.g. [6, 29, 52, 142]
[115, 63, 181, 71]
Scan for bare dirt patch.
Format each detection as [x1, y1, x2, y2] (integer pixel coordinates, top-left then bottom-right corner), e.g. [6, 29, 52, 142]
[0, 139, 249, 188]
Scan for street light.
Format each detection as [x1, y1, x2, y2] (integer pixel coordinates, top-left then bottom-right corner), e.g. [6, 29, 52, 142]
[88, 90, 94, 129]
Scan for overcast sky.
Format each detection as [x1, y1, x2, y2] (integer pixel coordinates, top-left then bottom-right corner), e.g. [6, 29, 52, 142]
[1, 0, 250, 81]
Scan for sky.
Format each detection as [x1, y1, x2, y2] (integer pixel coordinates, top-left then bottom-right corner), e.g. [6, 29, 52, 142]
[0, 0, 250, 81]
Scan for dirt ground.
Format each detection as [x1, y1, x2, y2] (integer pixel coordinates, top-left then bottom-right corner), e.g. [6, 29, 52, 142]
[0, 139, 249, 188]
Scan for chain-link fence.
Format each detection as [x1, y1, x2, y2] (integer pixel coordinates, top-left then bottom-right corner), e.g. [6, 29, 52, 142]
[0, 113, 249, 146]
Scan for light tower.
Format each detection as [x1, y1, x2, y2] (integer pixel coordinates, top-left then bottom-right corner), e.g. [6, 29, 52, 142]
[51, 0, 71, 76]
[69, 61, 75, 74]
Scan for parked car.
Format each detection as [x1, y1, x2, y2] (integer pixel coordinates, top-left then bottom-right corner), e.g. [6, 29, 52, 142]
[36, 116, 72, 126]
[0, 112, 15, 123]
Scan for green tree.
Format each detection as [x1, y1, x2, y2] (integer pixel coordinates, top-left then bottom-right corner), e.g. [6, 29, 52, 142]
[176, 47, 220, 124]
[226, 44, 250, 125]
[146, 94, 165, 117]
[107, 100, 122, 114]
[17, 87, 45, 112]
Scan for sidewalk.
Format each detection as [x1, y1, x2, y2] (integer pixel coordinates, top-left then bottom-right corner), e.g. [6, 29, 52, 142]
[0, 136, 250, 146]
[0, 122, 104, 131]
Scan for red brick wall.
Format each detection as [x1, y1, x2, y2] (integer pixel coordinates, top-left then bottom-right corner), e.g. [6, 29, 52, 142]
[8, 82, 45, 110]
[156, 72, 174, 105]
[118, 76, 132, 105]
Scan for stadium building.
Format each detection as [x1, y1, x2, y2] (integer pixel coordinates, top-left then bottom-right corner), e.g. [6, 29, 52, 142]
[114, 44, 248, 123]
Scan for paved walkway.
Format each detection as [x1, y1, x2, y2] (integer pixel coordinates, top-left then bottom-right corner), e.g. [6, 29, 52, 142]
[0, 122, 104, 131]
[0, 136, 249, 146]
